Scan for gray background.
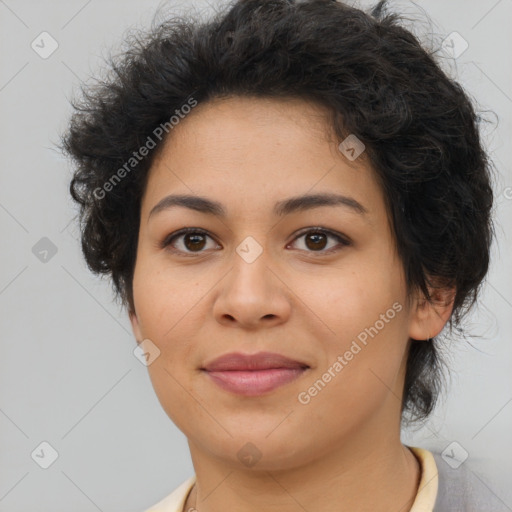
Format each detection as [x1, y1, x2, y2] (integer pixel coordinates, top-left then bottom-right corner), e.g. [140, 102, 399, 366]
[0, 0, 511, 510]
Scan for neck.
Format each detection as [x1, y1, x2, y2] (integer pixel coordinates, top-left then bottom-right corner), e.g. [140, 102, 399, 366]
[184, 414, 420, 512]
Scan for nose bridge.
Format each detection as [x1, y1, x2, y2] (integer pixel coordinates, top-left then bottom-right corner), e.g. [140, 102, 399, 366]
[230, 234, 274, 298]
[235, 234, 266, 266]
[213, 234, 291, 326]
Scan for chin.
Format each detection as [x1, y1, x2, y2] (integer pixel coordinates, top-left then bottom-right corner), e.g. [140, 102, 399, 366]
[205, 432, 316, 472]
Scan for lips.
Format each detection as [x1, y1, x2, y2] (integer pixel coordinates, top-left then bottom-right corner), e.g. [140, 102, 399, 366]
[201, 351, 310, 396]
[201, 351, 310, 371]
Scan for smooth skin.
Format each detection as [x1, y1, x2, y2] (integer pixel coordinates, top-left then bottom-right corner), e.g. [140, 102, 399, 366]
[129, 96, 454, 512]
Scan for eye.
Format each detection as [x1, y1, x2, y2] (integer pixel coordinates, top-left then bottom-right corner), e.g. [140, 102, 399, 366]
[287, 227, 351, 255]
[160, 228, 220, 256]
[160, 226, 351, 256]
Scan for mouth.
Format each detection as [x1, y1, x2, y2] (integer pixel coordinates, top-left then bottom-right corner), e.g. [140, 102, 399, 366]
[200, 351, 310, 396]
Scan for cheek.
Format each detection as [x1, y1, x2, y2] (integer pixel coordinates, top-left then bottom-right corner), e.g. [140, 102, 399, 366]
[301, 263, 408, 386]
[132, 264, 206, 430]
[132, 254, 202, 337]
[296, 308, 408, 435]
[302, 264, 403, 337]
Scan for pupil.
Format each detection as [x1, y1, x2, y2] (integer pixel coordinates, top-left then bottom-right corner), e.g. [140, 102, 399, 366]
[185, 233, 206, 251]
[307, 232, 326, 250]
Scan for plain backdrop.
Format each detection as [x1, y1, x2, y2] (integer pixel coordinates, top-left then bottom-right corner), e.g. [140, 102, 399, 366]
[1, 0, 511, 510]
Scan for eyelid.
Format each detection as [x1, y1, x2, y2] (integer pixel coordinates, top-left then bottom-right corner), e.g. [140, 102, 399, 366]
[289, 226, 351, 243]
[286, 226, 351, 253]
[159, 227, 217, 251]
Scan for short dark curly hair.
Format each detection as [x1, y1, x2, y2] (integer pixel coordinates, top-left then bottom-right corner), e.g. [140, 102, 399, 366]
[60, 0, 496, 426]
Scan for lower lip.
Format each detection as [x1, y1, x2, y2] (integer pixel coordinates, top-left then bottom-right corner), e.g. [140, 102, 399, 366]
[204, 368, 308, 396]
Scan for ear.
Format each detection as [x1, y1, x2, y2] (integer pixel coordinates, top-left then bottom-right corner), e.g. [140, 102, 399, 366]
[408, 282, 456, 341]
[129, 309, 143, 342]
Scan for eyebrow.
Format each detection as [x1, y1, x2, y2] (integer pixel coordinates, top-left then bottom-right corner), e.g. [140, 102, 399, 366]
[148, 192, 369, 220]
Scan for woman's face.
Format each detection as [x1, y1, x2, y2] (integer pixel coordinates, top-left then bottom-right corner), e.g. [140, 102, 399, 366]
[130, 96, 434, 470]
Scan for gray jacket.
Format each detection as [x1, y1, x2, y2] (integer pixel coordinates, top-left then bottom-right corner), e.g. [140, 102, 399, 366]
[432, 452, 511, 511]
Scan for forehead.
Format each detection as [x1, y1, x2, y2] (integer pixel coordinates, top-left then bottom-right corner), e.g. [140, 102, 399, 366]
[142, 95, 386, 226]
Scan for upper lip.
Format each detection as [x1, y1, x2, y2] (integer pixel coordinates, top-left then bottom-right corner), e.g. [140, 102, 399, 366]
[201, 351, 310, 371]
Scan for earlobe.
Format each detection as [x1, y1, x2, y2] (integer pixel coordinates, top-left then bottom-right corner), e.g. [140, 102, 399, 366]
[408, 285, 456, 341]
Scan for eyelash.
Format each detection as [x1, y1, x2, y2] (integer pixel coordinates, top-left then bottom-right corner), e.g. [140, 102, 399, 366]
[160, 227, 351, 257]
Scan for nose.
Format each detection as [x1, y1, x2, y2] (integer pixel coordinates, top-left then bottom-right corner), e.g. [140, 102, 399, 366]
[212, 247, 292, 330]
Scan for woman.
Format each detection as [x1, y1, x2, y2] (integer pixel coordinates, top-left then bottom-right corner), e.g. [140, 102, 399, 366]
[61, 0, 501, 510]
